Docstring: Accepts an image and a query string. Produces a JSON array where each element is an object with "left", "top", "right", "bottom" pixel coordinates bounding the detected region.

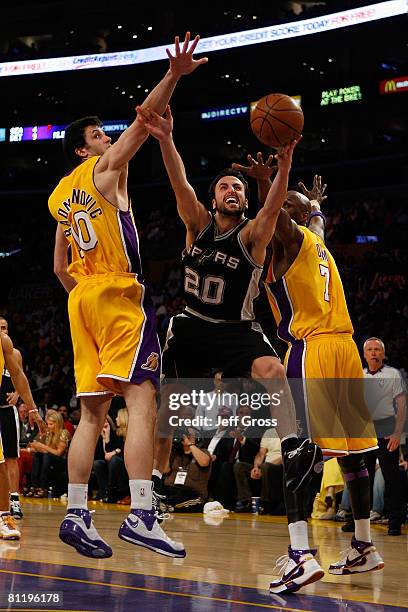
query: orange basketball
[{"left": 251, "top": 93, "right": 304, "bottom": 148}]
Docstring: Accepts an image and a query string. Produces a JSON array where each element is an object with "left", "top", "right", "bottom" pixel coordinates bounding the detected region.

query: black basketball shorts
[
  {"left": 0, "top": 406, "right": 20, "bottom": 458},
  {"left": 162, "top": 313, "right": 278, "bottom": 379}
]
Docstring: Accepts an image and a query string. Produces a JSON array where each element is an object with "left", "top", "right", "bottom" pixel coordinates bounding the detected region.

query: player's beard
[{"left": 215, "top": 201, "right": 245, "bottom": 217}]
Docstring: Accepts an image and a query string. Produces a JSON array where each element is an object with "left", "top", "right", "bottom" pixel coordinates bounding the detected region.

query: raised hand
[
  {"left": 136, "top": 105, "right": 173, "bottom": 142},
  {"left": 298, "top": 174, "right": 327, "bottom": 204},
  {"left": 276, "top": 136, "right": 302, "bottom": 173},
  {"left": 232, "top": 152, "right": 277, "bottom": 181},
  {"left": 167, "top": 32, "right": 208, "bottom": 78}
]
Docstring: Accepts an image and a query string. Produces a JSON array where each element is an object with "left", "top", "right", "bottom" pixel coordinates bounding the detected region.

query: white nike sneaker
[
  {"left": 328, "top": 536, "right": 384, "bottom": 575},
  {"left": 59, "top": 508, "right": 112, "bottom": 558},
  {"left": 118, "top": 509, "right": 185, "bottom": 558},
  {"left": 0, "top": 513, "right": 21, "bottom": 540},
  {"left": 269, "top": 547, "right": 324, "bottom": 594}
]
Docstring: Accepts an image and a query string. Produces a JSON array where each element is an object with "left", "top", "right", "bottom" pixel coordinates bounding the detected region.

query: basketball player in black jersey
[
  {"left": 0, "top": 327, "right": 44, "bottom": 539},
  {"left": 137, "top": 105, "right": 322, "bottom": 500},
  {"left": 0, "top": 317, "right": 28, "bottom": 519}
]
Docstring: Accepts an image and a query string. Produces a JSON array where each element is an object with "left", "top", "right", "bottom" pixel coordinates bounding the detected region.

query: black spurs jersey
[{"left": 182, "top": 216, "right": 263, "bottom": 322}]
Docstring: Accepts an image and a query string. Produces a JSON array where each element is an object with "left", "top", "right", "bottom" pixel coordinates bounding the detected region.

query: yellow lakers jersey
[
  {"left": 48, "top": 156, "right": 142, "bottom": 281},
  {"left": 265, "top": 226, "right": 353, "bottom": 341}
]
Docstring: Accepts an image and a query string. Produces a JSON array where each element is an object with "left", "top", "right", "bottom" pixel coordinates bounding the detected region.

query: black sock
[
  {"left": 283, "top": 479, "right": 307, "bottom": 523},
  {"left": 10, "top": 493, "right": 19, "bottom": 501},
  {"left": 152, "top": 475, "right": 163, "bottom": 492}
]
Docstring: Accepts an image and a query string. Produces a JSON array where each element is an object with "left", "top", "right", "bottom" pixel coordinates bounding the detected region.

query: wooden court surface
[{"left": 0, "top": 498, "right": 407, "bottom": 611}]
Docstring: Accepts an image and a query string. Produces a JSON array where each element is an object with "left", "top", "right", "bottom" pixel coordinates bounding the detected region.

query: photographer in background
[{"left": 163, "top": 427, "right": 211, "bottom": 512}]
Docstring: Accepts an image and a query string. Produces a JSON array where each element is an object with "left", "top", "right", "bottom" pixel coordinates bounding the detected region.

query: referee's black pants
[{"left": 364, "top": 438, "right": 406, "bottom": 528}]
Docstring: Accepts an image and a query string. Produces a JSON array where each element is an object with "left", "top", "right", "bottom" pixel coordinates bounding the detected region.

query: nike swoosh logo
[
  {"left": 127, "top": 517, "right": 139, "bottom": 528},
  {"left": 283, "top": 564, "right": 305, "bottom": 582},
  {"left": 346, "top": 553, "right": 367, "bottom": 567}
]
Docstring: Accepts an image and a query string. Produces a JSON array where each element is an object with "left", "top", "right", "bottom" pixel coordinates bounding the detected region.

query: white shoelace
[
  {"left": 152, "top": 491, "right": 170, "bottom": 521},
  {"left": 335, "top": 546, "right": 353, "bottom": 564},
  {"left": 272, "top": 555, "right": 292, "bottom": 576}
]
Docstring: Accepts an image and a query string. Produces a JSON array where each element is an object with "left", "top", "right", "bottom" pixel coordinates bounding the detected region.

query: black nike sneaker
[{"left": 283, "top": 439, "right": 323, "bottom": 493}]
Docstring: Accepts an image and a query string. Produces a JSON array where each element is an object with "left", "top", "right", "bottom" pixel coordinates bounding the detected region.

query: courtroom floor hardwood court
[{"left": 0, "top": 499, "right": 407, "bottom": 611}]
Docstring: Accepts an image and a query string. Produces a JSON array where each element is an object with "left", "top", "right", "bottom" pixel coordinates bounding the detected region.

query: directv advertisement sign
[{"left": 201, "top": 104, "right": 249, "bottom": 121}]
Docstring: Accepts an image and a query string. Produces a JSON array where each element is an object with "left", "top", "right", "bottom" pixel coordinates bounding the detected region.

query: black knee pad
[{"left": 337, "top": 455, "right": 370, "bottom": 520}]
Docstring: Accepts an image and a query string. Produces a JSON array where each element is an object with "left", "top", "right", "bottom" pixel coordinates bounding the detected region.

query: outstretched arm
[
  {"left": 54, "top": 224, "right": 77, "bottom": 293},
  {"left": 247, "top": 138, "right": 300, "bottom": 262},
  {"left": 102, "top": 32, "right": 208, "bottom": 171},
  {"left": 298, "top": 175, "right": 327, "bottom": 242},
  {"left": 138, "top": 105, "right": 210, "bottom": 237}
]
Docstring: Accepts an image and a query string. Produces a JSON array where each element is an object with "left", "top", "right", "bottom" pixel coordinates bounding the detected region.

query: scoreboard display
[{"left": 4, "top": 121, "right": 129, "bottom": 143}]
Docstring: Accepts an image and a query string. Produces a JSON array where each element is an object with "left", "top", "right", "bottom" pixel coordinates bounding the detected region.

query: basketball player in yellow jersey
[
  {"left": 48, "top": 32, "right": 208, "bottom": 559},
  {"left": 0, "top": 332, "right": 44, "bottom": 540},
  {"left": 233, "top": 158, "right": 383, "bottom": 591}
]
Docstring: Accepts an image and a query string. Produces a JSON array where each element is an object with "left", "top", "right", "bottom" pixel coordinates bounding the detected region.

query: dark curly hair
[
  {"left": 63, "top": 116, "right": 102, "bottom": 168},
  {"left": 208, "top": 168, "right": 250, "bottom": 203}
]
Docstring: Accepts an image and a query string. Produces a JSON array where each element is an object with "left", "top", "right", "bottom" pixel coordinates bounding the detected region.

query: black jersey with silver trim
[
  {"left": 182, "top": 216, "right": 263, "bottom": 322},
  {"left": 0, "top": 368, "right": 14, "bottom": 406}
]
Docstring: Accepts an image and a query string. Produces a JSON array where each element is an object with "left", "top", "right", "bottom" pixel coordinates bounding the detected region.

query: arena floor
[{"left": 0, "top": 499, "right": 407, "bottom": 611}]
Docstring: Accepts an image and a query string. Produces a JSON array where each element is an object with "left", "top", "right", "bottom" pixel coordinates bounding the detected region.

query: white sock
[
  {"left": 288, "top": 520, "right": 310, "bottom": 550},
  {"left": 354, "top": 518, "right": 371, "bottom": 543},
  {"left": 152, "top": 469, "right": 162, "bottom": 479},
  {"left": 130, "top": 479, "right": 153, "bottom": 510},
  {"left": 68, "top": 484, "right": 88, "bottom": 509}
]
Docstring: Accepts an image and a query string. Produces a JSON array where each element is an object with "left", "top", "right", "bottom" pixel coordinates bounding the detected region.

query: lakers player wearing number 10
[{"left": 48, "top": 154, "right": 161, "bottom": 396}]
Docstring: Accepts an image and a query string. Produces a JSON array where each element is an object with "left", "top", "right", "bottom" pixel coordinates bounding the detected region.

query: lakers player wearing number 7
[
  {"left": 234, "top": 158, "right": 383, "bottom": 591},
  {"left": 48, "top": 32, "right": 208, "bottom": 559}
]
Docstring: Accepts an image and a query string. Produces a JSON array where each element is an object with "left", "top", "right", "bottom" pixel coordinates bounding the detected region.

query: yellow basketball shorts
[
  {"left": 284, "top": 333, "right": 377, "bottom": 456},
  {"left": 68, "top": 273, "right": 161, "bottom": 396}
]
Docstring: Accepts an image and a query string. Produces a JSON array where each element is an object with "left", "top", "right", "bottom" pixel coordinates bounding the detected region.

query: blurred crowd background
[{"left": 0, "top": 1, "right": 406, "bottom": 516}]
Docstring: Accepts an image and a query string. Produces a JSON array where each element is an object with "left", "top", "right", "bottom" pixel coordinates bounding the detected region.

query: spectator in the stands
[
  {"left": 203, "top": 406, "right": 234, "bottom": 499},
  {"left": 92, "top": 409, "right": 129, "bottom": 504},
  {"left": 163, "top": 428, "right": 211, "bottom": 512},
  {"left": 26, "top": 409, "right": 71, "bottom": 498},
  {"left": 251, "top": 428, "right": 284, "bottom": 515},
  {"left": 57, "top": 405, "right": 75, "bottom": 436}
]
